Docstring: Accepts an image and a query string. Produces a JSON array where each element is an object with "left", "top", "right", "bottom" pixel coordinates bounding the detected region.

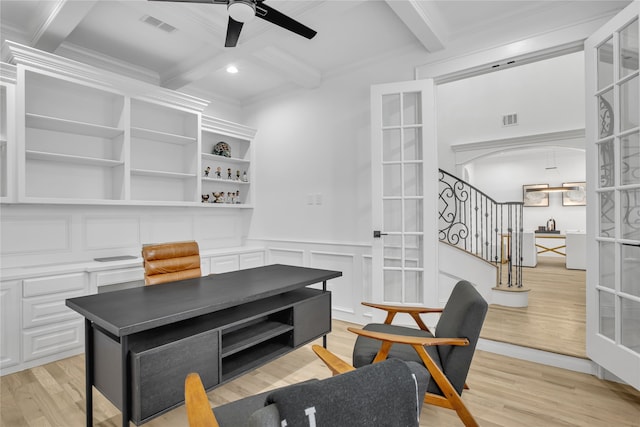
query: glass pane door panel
[
  {"left": 382, "top": 94, "right": 400, "bottom": 126},
  {"left": 383, "top": 164, "right": 401, "bottom": 196},
  {"left": 383, "top": 270, "right": 402, "bottom": 301},
  {"left": 404, "top": 164, "right": 423, "bottom": 196},
  {"left": 621, "top": 188, "right": 640, "bottom": 240},
  {"left": 404, "top": 235, "right": 423, "bottom": 268},
  {"left": 599, "top": 90, "right": 615, "bottom": 138},
  {"left": 404, "top": 199, "right": 423, "bottom": 232},
  {"left": 384, "top": 235, "right": 402, "bottom": 268},
  {"left": 621, "top": 132, "right": 639, "bottom": 185},
  {"left": 600, "top": 241, "right": 615, "bottom": 289},
  {"left": 404, "top": 271, "right": 423, "bottom": 303},
  {"left": 620, "top": 76, "right": 639, "bottom": 132},
  {"left": 620, "top": 19, "right": 639, "bottom": 78},
  {"left": 383, "top": 129, "right": 401, "bottom": 162},
  {"left": 384, "top": 200, "right": 402, "bottom": 232},
  {"left": 598, "top": 37, "right": 614, "bottom": 90},
  {"left": 402, "top": 92, "right": 421, "bottom": 125},
  {"left": 599, "top": 191, "right": 615, "bottom": 237},
  {"left": 599, "top": 140, "right": 615, "bottom": 187},
  {"left": 621, "top": 298, "right": 640, "bottom": 351},
  {"left": 599, "top": 290, "right": 615, "bottom": 340},
  {"left": 622, "top": 244, "right": 640, "bottom": 297},
  {"left": 403, "top": 128, "right": 423, "bottom": 161}
]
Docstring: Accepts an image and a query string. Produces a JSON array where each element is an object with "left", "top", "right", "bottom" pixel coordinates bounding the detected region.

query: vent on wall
[
  {"left": 502, "top": 113, "right": 518, "bottom": 127},
  {"left": 141, "top": 15, "right": 177, "bottom": 33}
]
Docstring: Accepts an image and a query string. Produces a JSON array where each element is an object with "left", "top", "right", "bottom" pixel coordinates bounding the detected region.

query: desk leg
[
  {"left": 322, "top": 280, "right": 328, "bottom": 349},
  {"left": 121, "top": 335, "right": 130, "bottom": 427},
  {"left": 85, "top": 319, "right": 94, "bottom": 427}
]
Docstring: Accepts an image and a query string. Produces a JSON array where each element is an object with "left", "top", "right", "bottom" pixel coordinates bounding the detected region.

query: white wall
[{"left": 437, "top": 51, "right": 586, "bottom": 173}]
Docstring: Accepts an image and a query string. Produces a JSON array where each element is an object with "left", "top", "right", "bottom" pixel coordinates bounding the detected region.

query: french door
[
  {"left": 585, "top": 0, "right": 640, "bottom": 390},
  {"left": 370, "top": 79, "right": 438, "bottom": 320}
]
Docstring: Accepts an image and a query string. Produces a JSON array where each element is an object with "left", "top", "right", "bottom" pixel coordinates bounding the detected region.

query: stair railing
[{"left": 438, "top": 169, "right": 524, "bottom": 288}]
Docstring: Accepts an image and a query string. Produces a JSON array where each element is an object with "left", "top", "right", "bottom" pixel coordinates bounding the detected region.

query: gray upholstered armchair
[
  {"left": 185, "top": 358, "right": 430, "bottom": 427},
  {"left": 313, "top": 280, "right": 488, "bottom": 427}
]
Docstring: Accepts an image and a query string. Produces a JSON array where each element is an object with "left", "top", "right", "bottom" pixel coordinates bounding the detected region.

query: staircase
[{"left": 439, "top": 169, "right": 529, "bottom": 306}]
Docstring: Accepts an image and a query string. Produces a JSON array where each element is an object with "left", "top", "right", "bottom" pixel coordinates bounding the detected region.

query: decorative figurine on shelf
[
  {"left": 546, "top": 218, "right": 556, "bottom": 231},
  {"left": 201, "top": 194, "right": 210, "bottom": 203},
  {"left": 242, "top": 171, "right": 248, "bottom": 182},
  {"left": 227, "top": 168, "right": 232, "bottom": 179},
  {"left": 227, "top": 192, "right": 233, "bottom": 203},
  {"left": 236, "top": 170, "right": 241, "bottom": 181},
  {"left": 213, "top": 141, "right": 231, "bottom": 157},
  {"left": 213, "top": 192, "right": 225, "bottom": 203},
  {"left": 204, "top": 166, "right": 211, "bottom": 177},
  {"left": 235, "top": 190, "right": 241, "bottom": 203},
  {"left": 215, "top": 167, "right": 221, "bottom": 178}
]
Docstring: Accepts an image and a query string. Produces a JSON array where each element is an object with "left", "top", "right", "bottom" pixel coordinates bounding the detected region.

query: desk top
[{"left": 66, "top": 264, "right": 341, "bottom": 337}]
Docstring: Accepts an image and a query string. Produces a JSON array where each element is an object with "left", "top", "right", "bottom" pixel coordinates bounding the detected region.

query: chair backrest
[
  {"left": 434, "top": 280, "right": 488, "bottom": 394},
  {"left": 142, "top": 240, "right": 201, "bottom": 285}
]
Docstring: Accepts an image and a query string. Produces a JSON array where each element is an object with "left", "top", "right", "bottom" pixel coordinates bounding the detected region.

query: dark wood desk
[{"left": 67, "top": 264, "right": 341, "bottom": 426}]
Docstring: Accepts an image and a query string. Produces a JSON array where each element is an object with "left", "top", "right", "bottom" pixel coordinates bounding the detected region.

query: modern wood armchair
[
  {"left": 142, "top": 240, "right": 201, "bottom": 285},
  {"left": 185, "top": 358, "right": 430, "bottom": 427},
  {"left": 313, "top": 280, "right": 488, "bottom": 427}
]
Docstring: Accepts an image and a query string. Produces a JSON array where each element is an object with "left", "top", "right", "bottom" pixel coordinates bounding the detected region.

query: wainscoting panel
[
  {"left": 84, "top": 216, "right": 140, "bottom": 250},
  {"left": 143, "top": 215, "right": 195, "bottom": 244},
  {"left": 361, "top": 255, "right": 373, "bottom": 319},
  {"left": 0, "top": 215, "right": 70, "bottom": 255},
  {"left": 267, "top": 248, "right": 305, "bottom": 266},
  {"left": 310, "top": 251, "right": 356, "bottom": 316}
]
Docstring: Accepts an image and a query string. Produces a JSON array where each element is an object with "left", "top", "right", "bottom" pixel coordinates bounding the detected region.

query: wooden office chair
[
  {"left": 142, "top": 240, "right": 201, "bottom": 285},
  {"left": 313, "top": 280, "right": 488, "bottom": 427},
  {"left": 185, "top": 358, "right": 430, "bottom": 427}
]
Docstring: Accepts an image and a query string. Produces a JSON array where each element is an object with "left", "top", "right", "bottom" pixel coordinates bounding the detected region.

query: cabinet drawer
[
  {"left": 23, "top": 273, "right": 85, "bottom": 297},
  {"left": 96, "top": 267, "right": 143, "bottom": 287},
  {"left": 293, "top": 291, "right": 331, "bottom": 347},
  {"left": 210, "top": 255, "right": 239, "bottom": 273},
  {"left": 22, "top": 319, "right": 83, "bottom": 362},
  {"left": 23, "top": 290, "right": 84, "bottom": 329},
  {"left": 131, "top": 329, "right": 219, "bottom": 424}
]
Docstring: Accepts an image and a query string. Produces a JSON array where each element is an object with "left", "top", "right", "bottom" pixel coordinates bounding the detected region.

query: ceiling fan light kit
[
  {"left": 148, "top": 0, "right": 316, "bottom": 48},
  {"left": 228, "top": 0, "right": 255, "bottom": 23}
]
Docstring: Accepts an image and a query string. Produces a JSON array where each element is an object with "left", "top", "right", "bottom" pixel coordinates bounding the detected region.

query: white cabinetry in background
[
  {"left": 205, "top": 248, "right": 265, "bottom": 274},
  {"left": 0, "top": 281, "right": 20, "bottom": 369}
]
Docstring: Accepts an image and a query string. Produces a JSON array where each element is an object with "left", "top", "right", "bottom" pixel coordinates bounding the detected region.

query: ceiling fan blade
[
  {"left": 255, "top": 2, "right": 316, "bottom": 40},
  {"left": 225, "top": 17, "right": 244, "bottom": 47}
]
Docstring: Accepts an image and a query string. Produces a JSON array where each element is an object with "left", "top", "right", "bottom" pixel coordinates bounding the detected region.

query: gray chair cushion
[{"left": 352, "top": 280, "right": 488, "bottom": 397}]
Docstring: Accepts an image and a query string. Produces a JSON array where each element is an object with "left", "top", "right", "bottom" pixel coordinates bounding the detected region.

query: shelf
[
  {"left": 221, "top": 321, "right": 293, "bottom": 358},
  {"left": 26, "top": 113, "right": 124, "bottom": 139},
  {"left": 26, "top": 150, "right": 124, "bottom": 167},
  {"left": 201, "top": 153, "right": 249, "bottom": 165},
  {"left": 131, "top": 127, "right": 196, "bottom": 145},
  {"left": 202, "top": 177, "right": 250, "bottom": 185},
  {"left": 131, "top": 168, "right": 196, "bottom": 179},
  {"left": 221, "top": 340, "right": 292, "bottom": 382}
]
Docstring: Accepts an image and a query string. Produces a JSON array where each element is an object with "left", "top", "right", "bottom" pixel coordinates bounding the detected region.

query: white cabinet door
[
  {"left": 210, "top": 255, "right": 240, "bottom": 273},
  {"left": 585, "top": 0, "right": 640, "bottom": 390},
  {"left": 239, "top": 251, "right": 265, "bottom": 269},
  {"left": 1, "top": 281, "right": 20, "bottom": 369}
]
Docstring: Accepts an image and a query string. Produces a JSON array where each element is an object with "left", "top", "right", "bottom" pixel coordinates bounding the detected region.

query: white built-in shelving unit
[{"left": 3, "top": 41, "right": 256, "bottom": 208}]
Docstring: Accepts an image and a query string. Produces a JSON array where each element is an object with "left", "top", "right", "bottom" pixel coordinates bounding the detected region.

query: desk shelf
[
  {"left": 222, "top": 320, "right": 293, "bottom": 358},
  {"left": 221, "top": 337, "right": 292, "bottom": 382}
]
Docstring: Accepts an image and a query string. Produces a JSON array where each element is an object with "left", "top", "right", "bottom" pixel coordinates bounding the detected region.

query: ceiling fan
[{"left": 148, "top": 0, "right": 317, "bottom": 47}]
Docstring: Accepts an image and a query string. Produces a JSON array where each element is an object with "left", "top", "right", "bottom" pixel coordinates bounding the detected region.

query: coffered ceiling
[{"left": 0, "top": 1, "right": 632, "bottom": 106}]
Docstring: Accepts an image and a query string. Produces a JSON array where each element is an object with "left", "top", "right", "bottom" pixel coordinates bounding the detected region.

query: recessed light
[{"left": 226, "top": 65, "right": 239, "bottom": 74}]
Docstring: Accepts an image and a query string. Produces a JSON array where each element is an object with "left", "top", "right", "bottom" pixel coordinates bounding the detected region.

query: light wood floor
[
  {"left": 483, "top": 257, "right": 587, "bottom": 358},
  {"left": 2, "top": 319, "right": 639, "bottom": 427}
]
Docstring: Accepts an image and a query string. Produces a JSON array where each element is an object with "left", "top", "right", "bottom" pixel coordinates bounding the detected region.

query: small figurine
[
  {"left": 215, "top": 167, "right": 221, "bottom": 178},
  {"left": 227, "top": 192, "right": 233, "bottom": 203},
  {"left": 201, "top": 194, "right": 210, "bottom": 203},
  {"left": 242, "top": 171, "right": 248, "bottom": 182},
  {"left": 213, "top": 192, "right": 224, "bottom": 203},
  {"left": 227, "top": 168, "right": 232, "bottom": 179},
  {"left": 204, "top": 166, "right": 211, "bottom": 177},
  {"left": 235, "top": 190, "right": 241, "bottom": 203},
  {"left": 236, "top": 170, "right": 241, "bottom": 181}
]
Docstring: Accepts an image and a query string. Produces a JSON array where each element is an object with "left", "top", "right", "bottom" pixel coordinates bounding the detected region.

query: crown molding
[
  {"left": 202, "top": 115, "right": 257, "bottom": 140},
  {"left": 0, "top": 62, "right": 17, "bottom": 84},
  {"left": 2, "top": 40, "right": 209, "bottom": 113}
]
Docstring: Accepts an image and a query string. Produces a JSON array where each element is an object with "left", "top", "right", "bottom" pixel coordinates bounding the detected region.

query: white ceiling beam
[
  {"left": 32, "top": 0, "right": 98, "bottom": 52},
  {"left": 385, "top": 0, "right": 447, "bottom": 52}
]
